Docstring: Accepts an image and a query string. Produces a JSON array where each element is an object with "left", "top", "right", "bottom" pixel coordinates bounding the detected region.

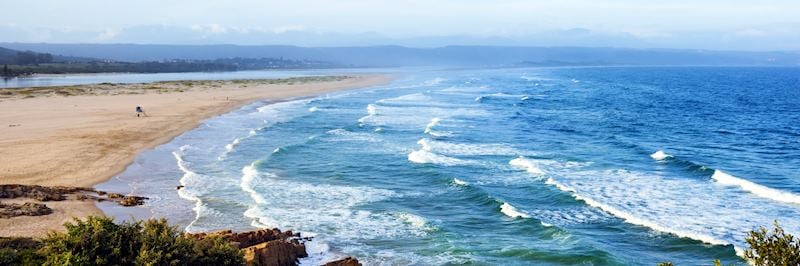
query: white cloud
[{"left": 272, "top": 25, "right": 306, "bottom": 34}]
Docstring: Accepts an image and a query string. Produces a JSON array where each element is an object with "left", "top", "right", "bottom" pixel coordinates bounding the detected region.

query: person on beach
[{"left": 135, "top": 106, "right": 147, "bottom": 117}]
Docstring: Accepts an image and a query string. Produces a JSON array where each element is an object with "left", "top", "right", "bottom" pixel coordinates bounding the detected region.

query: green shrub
[
  {"left": 190, "top": 235, "right": 243, "bottom": 265},
  {"left": 36, "top": 216, "right": 243, "bottom": 266},
  {"left": 744, "top": 221, "right": 800, "bottom": 266}
]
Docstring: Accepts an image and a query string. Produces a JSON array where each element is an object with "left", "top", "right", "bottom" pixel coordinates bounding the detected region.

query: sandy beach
[{"left": 0, "top": 75, "right": 391, "bottom": 237}]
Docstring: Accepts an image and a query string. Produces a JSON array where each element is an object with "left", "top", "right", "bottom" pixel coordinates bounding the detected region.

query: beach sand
[{"left": 0, "top": 75, "right": 391, "bottom": 237}]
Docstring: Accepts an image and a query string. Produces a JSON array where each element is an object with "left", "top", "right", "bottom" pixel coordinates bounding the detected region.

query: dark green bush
[
  {"left": 744, "top": 221, "right": 800, "bottom": 266},
  {"left": 33, "top": 216, "right": 242, "bottom": 266}
]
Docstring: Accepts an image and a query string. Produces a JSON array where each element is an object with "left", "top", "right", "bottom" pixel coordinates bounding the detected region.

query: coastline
[{"left": 0, "top": 74, "right": 392, "bottom": 237}]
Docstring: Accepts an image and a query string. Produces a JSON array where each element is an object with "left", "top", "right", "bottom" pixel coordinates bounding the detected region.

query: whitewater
[{"left": 100, "top": 66, "right": 800, "bottom": 265}]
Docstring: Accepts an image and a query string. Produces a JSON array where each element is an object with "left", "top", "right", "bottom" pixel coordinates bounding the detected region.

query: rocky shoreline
[
  {"left": 0, "top": 184, "right": 362, "bottom": 265},
  {"left": 189, "top": 229, "right": 363, "bottom": 265}
]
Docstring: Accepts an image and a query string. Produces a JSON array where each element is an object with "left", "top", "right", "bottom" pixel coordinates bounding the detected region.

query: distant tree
[
  {"left": 14, "top": 51, "right": 53, "bottom": 65},
  {"left": 2, "top": 64, "right": 7, "bottom": 76}
]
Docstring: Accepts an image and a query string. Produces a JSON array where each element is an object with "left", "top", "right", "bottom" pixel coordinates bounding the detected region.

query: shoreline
[{"left": 0, "top": 74, "right": 393, "bottom": 237}]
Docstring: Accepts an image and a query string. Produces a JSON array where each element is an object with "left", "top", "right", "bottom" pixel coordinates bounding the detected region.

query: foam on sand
[
  {"left": 650, "top": 150, "right": 672, "bottom": 160},
  {"left": 712, "top": 170, "right": 800, "bottom": 205},
  {"left": 500, "top": 202, "right": 530, "bottom": 218},
  {"left": 172, "top": 146, "right": 208, "bottom": 232}
]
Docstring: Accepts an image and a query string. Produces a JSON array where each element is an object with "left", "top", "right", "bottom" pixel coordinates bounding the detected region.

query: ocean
[{"left": 98, "top": 66, "right": 800, "bottom": 265}]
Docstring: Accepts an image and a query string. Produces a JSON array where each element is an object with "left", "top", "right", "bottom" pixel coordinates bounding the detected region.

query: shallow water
[
  {"left": 99, "top": 66, "right": 800, "bottom": 265},
  {"left": 0, "top": 68, "right": 395, "bottom": 88}
]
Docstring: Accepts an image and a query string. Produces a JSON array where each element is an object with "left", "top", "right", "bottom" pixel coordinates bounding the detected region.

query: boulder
[
  {"left": 323, "top": 257, "right": 362, "bottom": 266},
  {"left": 119, "top": 196, "right": 146, "bottom": 206},
  {"left": 189, "top": 228, "right": 309, "bottom": 266},
  {"left": 242, "top": 239, "right": 307, "bottom": 266}
]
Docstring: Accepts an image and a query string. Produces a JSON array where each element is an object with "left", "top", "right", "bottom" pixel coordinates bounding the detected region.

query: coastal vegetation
[
  {"left": 1, "top": 217, "right": 242, "bottom": 265},
  {"left": 0, "top": 216, "right": 361, "bottom": 266},
  {"left": 0, "top": 215, "right": 796, "bottom": 265},
  {"left": 0, "top": 46, "right": 339, "bottom": 78},
  {"left": 656, "top": 221, "right": 800, "bottom": 266},
  {"left": 744, "top": 221, "right": 800, "bottom": 265}
]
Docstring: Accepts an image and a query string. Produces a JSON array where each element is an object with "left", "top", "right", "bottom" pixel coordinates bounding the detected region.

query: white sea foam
[
  {"left": 539, "top": 168, "right": 800, "bottom": 255},
  {"left": 712, "top": 170, "right": 800, "bottom": 205},
  {"left": 509, "top": 157, "right": 546, "bottom": 176},
  {"left": 424, "top": 118, "right": 441, "bottom": 134},
  {"left": 418, "top": 138, "right": 522, "bottom": 156},
  {"left": 360, "top": 105, "right": 487, "bottom": 128},
  {"left": 396, "top": 212, "right": 432, "bottom": 230},
  {"left": 650, "top": 150, "right": 672, "bottom": 160},
  {"left": 424, "top": 118, "right": 452, "bottom": 137},
  {"left": 308, "top": 106, "right": 319, "bottom": 112},
  {"left": 526, "top": 208, "right": 611, "bottom": 227},
  {"left": 500, "top": 202, "right": 530, "bottom": 218},
  {"left": 241, "top": 163, "right": 267, "bottom": 204},
  {"left": 172, "top": 146, "right": 206, "bottom": 232},
  {"left": 377, "top": 93, "right": 433, "bottom": 104},
  {"left": 357, "top": 104, "right": 379, "bottom": 124},
  {"left": 240, "top": 175, "right": 428, "bottom": 241},
  {"left": 452, "top": 178, "right": 469, "bottom": 186},
  {"left": 407, "top": 150, "right": 466, "bottom": 166},
  {"left": 326, "top": 128, "right": 381, "bottom": 143}
]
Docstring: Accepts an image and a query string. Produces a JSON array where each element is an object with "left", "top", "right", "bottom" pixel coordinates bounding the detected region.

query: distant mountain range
[{"left": 2, "top": 43, "right": 799, "bottom": 67}]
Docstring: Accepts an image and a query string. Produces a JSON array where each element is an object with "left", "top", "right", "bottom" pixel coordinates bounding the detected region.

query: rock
[
  {"left": 191, "top": 228, "right": 301, "bottom": 249},
  {"left": 323, "top": 257, "right": 362, "bottom": 266},
  {"left": 119, "top": 196, "right": 146, "bottom": 206},
  {"left": 189, "top": 228, "right": 308, "bottom": 266},
  {"left": 242, "top": 240, "right": 307, "bottom": 266},
  {"left": 108, "top": 193, "right": 123, "bottom": 199},
  {"left": 0, "top": 202, "right": 53, "bottom": 218},
  {"left": 0, "top": 184, "right": 84, "bottom": 201}
]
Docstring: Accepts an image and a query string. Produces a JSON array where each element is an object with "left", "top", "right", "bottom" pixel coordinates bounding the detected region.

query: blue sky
[{"left": 2, "top": 0, "right": 799, "bottom": 50}]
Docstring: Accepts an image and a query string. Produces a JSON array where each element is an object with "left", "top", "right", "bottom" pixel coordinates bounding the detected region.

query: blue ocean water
[{"left": 100, "top": 66, "right": 800, "bottom": 265}]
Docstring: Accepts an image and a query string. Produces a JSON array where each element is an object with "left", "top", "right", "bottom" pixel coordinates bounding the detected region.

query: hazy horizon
[{"left": 4, "top": 0, "right": 800, "bottom": 51}]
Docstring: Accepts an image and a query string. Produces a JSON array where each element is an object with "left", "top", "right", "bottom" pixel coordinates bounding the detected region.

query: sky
[{"left": 2, "top": 0, "right": 799, "bottom": 51}]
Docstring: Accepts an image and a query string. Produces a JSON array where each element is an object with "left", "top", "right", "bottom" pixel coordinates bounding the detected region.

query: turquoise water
[{"left": 100, "top": 66, "right": 800, "bottom": 265}]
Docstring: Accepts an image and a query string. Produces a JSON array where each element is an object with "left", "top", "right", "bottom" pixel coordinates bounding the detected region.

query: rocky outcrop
[
  {"left": 323, "top": 257, "right": 362, "bottom": 266},
  {"left": 0, "top": 184, "right": 86, "bottom": 201},
  {"left": 189, "top": 228, "right": 308, "bottom": 266},
  {"left": 0, "top": 184, "right": 147, "bottom": 219},
  {"left": 242, "top": 239, "right": 307, "bottom": 266},
  {"left": 0, "top": 202, "right": 53, "bottom": 218}
]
